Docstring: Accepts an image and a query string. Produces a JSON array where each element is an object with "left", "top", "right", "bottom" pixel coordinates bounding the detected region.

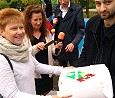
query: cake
[{"left": 58, "top": 64, "right": 113, "bottom": 98}]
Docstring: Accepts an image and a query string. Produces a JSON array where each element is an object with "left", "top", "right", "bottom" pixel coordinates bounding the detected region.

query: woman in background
[{"left": 23, "top": 5, "right": 62, "bottom": 95}]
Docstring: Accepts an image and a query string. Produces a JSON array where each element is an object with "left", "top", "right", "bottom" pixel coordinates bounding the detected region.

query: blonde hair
[{"left": 0, "top": 8, "right": 24, "bottom": 30}]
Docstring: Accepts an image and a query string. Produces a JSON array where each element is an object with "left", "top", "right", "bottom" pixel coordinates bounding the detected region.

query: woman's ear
[
  {"left": 0, "top": 28, "right": 5, "bottom": 37},
  {"left": 0, "top": 28, "right": 1, "bottom": 35}
]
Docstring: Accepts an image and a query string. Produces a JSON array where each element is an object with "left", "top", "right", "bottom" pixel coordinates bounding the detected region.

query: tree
[
  {"left": 21, "top": 0, "right": 40, "bottom": 6},
  {"left": 51, "top": 0, "right": 58, "bottom": 4},
  {"left": 9, "top": 0, "right": 18, "bottom": 9},
  {"left": 0, "top": 0, "right": 9, "bottom": 9}
]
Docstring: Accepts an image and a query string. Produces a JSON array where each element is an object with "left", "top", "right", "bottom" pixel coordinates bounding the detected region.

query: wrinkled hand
[
  {"left": 65, "top": 43, "right": 74, "bottom": 52},
  {"left": 36, "top": 42, "right": 45, "bottom": 50},
  {"left": 55, "top": 42, "right": 63, "bottom": 50},
  {"left": 52, "top": 94, "right": 72, "bottom": 98},
  {"left": 53, "top": 18, "right": 58, "bottom": 25}
]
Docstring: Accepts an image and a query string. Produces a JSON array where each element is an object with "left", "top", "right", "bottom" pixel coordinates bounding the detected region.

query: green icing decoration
[
  {"left": 66, "top": 71, "right": 76, "bottom": 79},
  {"left": 78, "top": 71, "right": 88, "bottom": 78}
]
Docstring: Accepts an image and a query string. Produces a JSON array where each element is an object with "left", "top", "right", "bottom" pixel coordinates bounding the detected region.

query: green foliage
[
  {"left": 51, "top": 0, "right": 58, "bottom": 4},
  {"left": 89, "top": 1, "right": 95, "bottom": 9},
  {"left": 9, "top": 0, "right": 18, "bottom": 4},
  {"left": 78, "top": 0, "right": 86, "bottom": 8},
  {"left": 74, "top": 0, "right": 95, "bottom": 9},
  {"left": 21, "top": 0, "right": 40, "bottom": 6},
  {"left": 0, "top": 0, "right": 96, "bottom": 11},
  {"left": 0, "top": 0, "right": 9, "bottom": 9},
  {"left": 5, "top": 0, "right": 10, "bottom": 3},
  {"left": 9, "top": 0, "right": 18, "bottom": 8}
]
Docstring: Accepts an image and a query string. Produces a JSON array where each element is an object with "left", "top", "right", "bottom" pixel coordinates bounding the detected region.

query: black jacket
[
  {"left": 44, "top": 0, "right": 53, "bottom": 18},
  {"left": 76, "top": 15, "right": 115, "bottom": 95},
  {"left": 54, "top": 2, "right": 85, "bottom": 60}
]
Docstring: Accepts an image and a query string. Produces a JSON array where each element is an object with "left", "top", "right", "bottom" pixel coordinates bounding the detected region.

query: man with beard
[{"left": 75, "top": 0, "right": 115, "bottom": 97}]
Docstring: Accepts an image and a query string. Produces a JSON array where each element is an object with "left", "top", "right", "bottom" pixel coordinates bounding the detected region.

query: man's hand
[
  {"left": 53, "top": 18, "right": 58, "bottom": 25},
  {"left": 65, "top": 43, "right": 74, "bottom": 52},
  {"left": 55, "top": 42, "right": 63, "bottom": 50}
]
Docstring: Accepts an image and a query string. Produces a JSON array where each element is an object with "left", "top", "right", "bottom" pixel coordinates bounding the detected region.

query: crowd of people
[{"left": 0, "top": 0, "right": 115, "bottom": 98}]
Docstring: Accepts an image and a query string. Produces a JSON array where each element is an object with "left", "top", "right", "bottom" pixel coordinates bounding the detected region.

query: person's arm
[
  {"left": 0, "top": 55, "right": 52, "bottom": 98},
  {"left": 0, "top": 55, "right": 71, "bottom": 98},
  {"left": 75, "top": 19, "right": 90, "bottom": 67},
  {"left": 72, "top": 6, "right": 85, "bottom": 46},
  {"left": 75, "top": 40, "right": 88, "bottom": 67},
  {"left": 46, "top": 31, "right": 62, "bottom": 56},
  {"left": 14, "top": 92, "right": 72, "bottom": 98},
  {"left": 23, "top": 35, "right": 40, "bottom": 56},
  {"left": 65, "top": 5, "right": 85, "bottom": 53},
  {"left": 32, "top": 55, "right": 63, "bottom": 75},
  {"left": 47, "top": 20, "right": 53, "bottom": 35}
]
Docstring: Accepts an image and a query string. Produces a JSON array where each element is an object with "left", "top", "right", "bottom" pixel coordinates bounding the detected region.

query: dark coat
[
  {"left": 54, "top": 2, "right": 85, "bottom": 62},
  {"left": 44, "top": 0, "right": 53, "bottom": 18},
  {"left": 76, "top": 15, "right": 115, "bottom": 95}
]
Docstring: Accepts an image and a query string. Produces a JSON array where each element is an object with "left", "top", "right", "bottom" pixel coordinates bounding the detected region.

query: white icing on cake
[{"left": 58, "top": 64, "right": 113, "bottom": 98}]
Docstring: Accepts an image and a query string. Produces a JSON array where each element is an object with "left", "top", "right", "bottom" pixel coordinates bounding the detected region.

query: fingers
[
  {"left": 36, "top": 42, "right": 45, "bottom": 50},
  {"left": 65, "top": 43, "right": 74, "bottom": 52},
  {"left": 56, "top": 42, "right": 63, "bottom": 49},
  {"left": 53, "top": 18, "right": 58, "bottom": 25}
]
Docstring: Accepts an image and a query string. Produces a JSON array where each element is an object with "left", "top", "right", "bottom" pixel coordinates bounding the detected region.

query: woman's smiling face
[
  {"left": 30, "top": 12, "right": 43, "bottom": 31},
  {"left": 1, "top": 20, "right": 25, "bottom": 46}
]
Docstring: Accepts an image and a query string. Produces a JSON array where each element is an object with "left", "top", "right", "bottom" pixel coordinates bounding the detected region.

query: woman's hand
[
  {"left": 52, "top": 94, "right": 72, "bottom": 98},
  {"left": 36, "top": 42, "right": 45, "bottom": 50}
]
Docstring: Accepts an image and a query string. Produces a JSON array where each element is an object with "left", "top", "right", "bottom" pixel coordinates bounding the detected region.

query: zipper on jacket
[{"left": 93, "top": 34, "right": 99, "bottom": 64}]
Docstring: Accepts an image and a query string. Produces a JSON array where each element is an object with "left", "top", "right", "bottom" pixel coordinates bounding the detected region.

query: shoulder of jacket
[
  {"left": 86, "top": 15, "right": 103, "bottom": 33},
  {"left": 46, "top": 30, "right": 52, "bottom": 40},
  {"left": 69, "top": 3, "right": 82, "bottom": 13},
  {"left": 0, "top": 54, "right": 12, "bottom": 67},
  {"left": 87, "top": 15, "right": 101, "bottom": 26},
  {"left": 0, "top": 54, "right": 6, "bottom": 60}
]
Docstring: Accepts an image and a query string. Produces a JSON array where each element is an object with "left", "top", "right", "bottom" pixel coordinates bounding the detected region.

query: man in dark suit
[{"left": 53, "top": 0, "right": 85, "bottom": 67}]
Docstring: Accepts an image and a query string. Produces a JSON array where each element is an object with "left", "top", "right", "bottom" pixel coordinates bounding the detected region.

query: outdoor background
[{"left": 0, "top": 0, "right": 97, "bottom": 18}]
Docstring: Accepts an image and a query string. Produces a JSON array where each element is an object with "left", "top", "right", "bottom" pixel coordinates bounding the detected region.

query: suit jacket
[{"left": 54, "top": 2, "right": 85, "bottom": 60}]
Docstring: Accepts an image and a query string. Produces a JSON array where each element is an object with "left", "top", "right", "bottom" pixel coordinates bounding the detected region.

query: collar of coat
[
  {"left": 55, "top": 2, "right": 79, "bottom": 13},
  {"left": 55, "top": 2, "right": 82, "bottom": 21},
  {"left": 87, "top": 15, "right": 115, "bottom": 39}
]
